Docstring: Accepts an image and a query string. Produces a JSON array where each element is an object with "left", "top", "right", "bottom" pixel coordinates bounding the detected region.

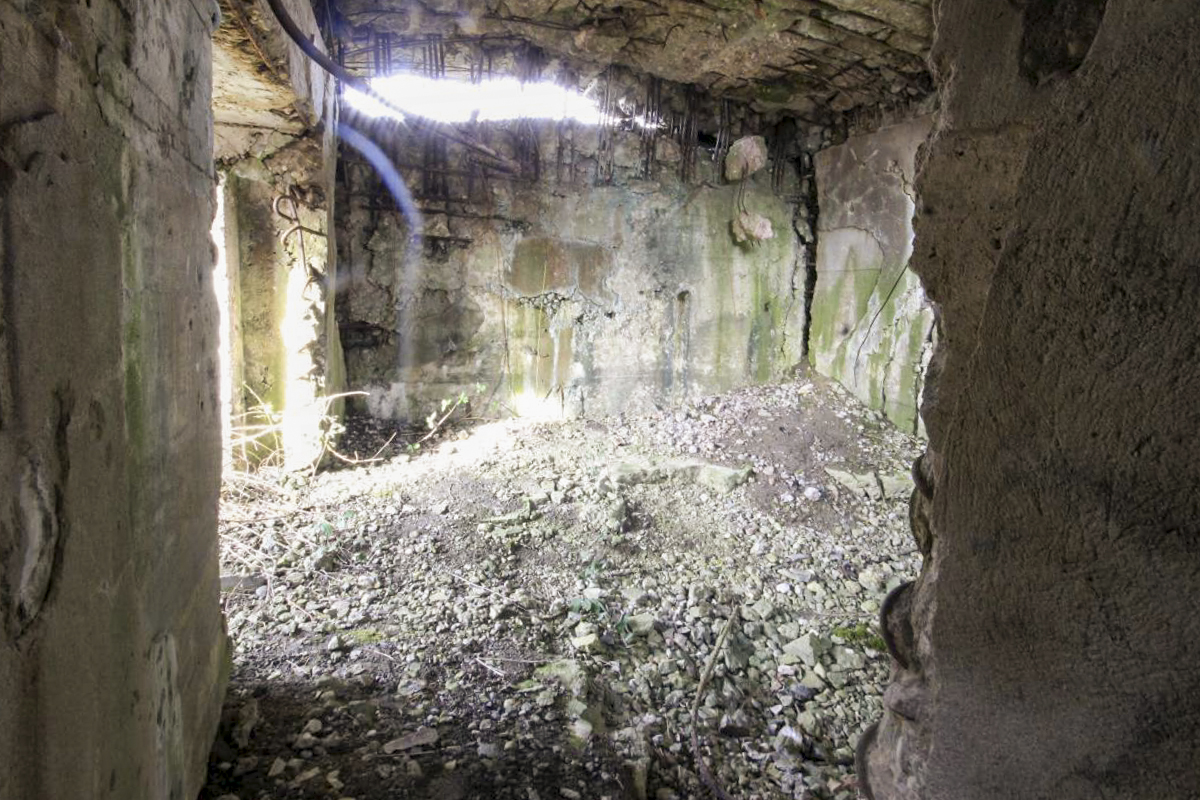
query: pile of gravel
[{"left": 204, "top": 375, "right": 922, "bottom": 800}]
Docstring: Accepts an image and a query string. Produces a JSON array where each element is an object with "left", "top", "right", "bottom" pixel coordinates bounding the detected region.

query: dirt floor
[{"left": 201, "top": 374, "right": 922, "bottom": 800}]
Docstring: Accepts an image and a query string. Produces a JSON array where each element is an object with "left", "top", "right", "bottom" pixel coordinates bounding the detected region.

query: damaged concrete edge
[
  {"left": 213, "top": 0, "right": 333, "bottom": 162},
  {"left": 807, "top": 116, "right": 936, "bottom": 435}
]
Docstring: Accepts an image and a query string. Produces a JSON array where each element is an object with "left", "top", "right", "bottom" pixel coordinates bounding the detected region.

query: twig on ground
[
  {"left": 415, "top": 397, "right": 468, "bottom": 447},
  {"left": 362, "top": 647, "right": 399, "bottom": 663},
  {"left": 450, "top": 572, "right": 525, "bottom": 608},
  {"left": 689, "top": 613, "right": 737, "bottom": 800},
  {"left": 474, "top": 658, "right": 506, "bottom": 678}
]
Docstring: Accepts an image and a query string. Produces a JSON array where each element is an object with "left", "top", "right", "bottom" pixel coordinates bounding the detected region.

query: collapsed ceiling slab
[
  {"left": 332, "top": 0, "right": 933, "bottom": 121},
  {"left": 213, "top": 0, "right": 333, "bottom": 160}
]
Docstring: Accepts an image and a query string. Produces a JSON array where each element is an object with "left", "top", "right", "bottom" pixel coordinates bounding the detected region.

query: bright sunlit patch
[{"left": 345, "top": 74, "right": 604, "bottom": 126}]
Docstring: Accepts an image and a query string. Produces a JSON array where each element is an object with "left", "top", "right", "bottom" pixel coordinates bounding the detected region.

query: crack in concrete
[
  {"left": 798, "top": 152, "right": 820, "bottom": 361},
  {"left": 0, "top": 158, "right": 17, "bottom": 435},
  {"left": 781, "top": 194, "right": 811, "bottom": 364}
]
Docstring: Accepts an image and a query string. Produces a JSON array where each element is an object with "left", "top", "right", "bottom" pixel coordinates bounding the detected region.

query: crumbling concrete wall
[
  {"left": 338, "top": 116, "right": 811, "bottom": 421},
  {"left": 0, "top": 1, "right": 227, "bottom": 799},
  {"left": 810, "top": 117, "right": 934, "bottom": 435},
  {"left": 865, "top": 2, "right": 1200, "bottom": 798},
  {"left": 213, "top": 0, "right": 345, "bottom": 470},
  {"left": 220, "top": 141, "right": 344, "bottom": 469}
]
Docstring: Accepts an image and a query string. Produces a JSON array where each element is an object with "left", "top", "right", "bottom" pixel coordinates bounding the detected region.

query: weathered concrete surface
[
  {"left": 0, "top": 1, "right": 227, "bottom": 799},
  {"left": 865, "top": 3, "right": 1200, "bottom": 798},
  {"left": 337, "top": 118, "right": 808, "bottom": 421},
  {"left": 222, "top": 139, "right": 345, "bottom": 470},
  {"left": 337, "top": 0, "right": 933, "bottom": 121},
  {"left": 810, "top": 117, "right": 934, "bottom": 434},
  {"left": 214, "top": 1, "right": 346, "bottom": 470},
  {"left": 213, "top": 0, "right": 332, "bottom": 161}
]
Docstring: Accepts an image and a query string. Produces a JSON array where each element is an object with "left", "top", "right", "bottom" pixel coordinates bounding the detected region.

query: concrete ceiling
[{"left": 333, "top": 0, "right": 934, "bottom": 120}]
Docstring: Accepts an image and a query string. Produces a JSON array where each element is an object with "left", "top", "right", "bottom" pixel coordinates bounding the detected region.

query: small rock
[
  {"left": 801, "top": 670, "right": 827, "bottom": 690},
  {"left": 570, "top": 718, "right": 594, "bottom": 742},
  {"left": 834, "top": 646, "right": 866, "bottom": 670},
  {"left": 719, "top": 709, "right": 752, "bottom": 736},
  {"left": 878, "top": 471, "right": 915, "bottom": 499},
  {"left": 725, "top": 135, "right": 768, "bottom": 180},
  {"left": 694, "top": 464, "right": 752, "bottom": 495},
  {"left": 291, "top": 767, "right": 321, "bottom": 787},
  {"left": 750, "top": 598, "right": 776, "bottom": 621},
  {"left": 783, "top": 633, "right": 831, "bottom": 666},
  {"left": 220, "top": 574, "right": 267, "bottom": 593},
  {"left": 232, "top": 699, "right": 259, "bottom": 748},
  {"left": 626, "top": 613, "right": 657, "bottom": 636},
  {"left": 535, "top": 660, "right": 587, "bottom": 695},
  {"left": 293, "top": 732, "right": 319, "bottom": 750},
  {"left": 570, "top": 633, "right": 605, "bottom": 653},
  {"left": 382, "top": 727, "right": 439, "bottom": 753}
]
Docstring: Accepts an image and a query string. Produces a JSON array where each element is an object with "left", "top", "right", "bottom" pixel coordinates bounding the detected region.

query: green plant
[
  {"left": 614, "top": 614, "right": 635, "bottom": 646},
  {"left": 408, "top": 383, "right": 487, "bottom": 452},
  {"left": 568, "top": 597, "right": 606, "bottom": 617},
  {"left": 565, "top": 597, "right": 639, "bottom": 646},
  {"left": 581, "top": 558, "right": 611, "bottom": 582},
  {"left": 228, "top": 387, "right": 374, "bottom": 474},
  {"left": 832, "top": 621, "right": 887, "bottom": 651},
  {"left": 345, "top": 628, "right": 386, "bottom": 645}
]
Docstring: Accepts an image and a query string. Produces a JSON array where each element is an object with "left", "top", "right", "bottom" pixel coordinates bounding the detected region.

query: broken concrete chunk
[
  {"left": 725, "top": 135, "right": 768, "bottom": 181},
  {"left": 534, "top": 659, "right": 587, "bottom": 696},
  {"left": 570, "top": 633, "right": 606, "bottom": 653},
  {"left": 833, "top": 646, "right": 866, "bottom": 670},
  {"left": 232, "top": 699, "right": 260, "bottom": 749},
  {"left": 220, "top": 573, "right": 267, "bottom": 593},
  {"left": 877, "top": 471, "right": 915, "bottom": 499},
  {"left": 609, "top": 458, "right": 750, "bottom": 495},
  {"left": 731, "top": 210, "right": 775, "bottom": 243},
  {"left": 625, "top": 612, "right": 657, "bottom": 636},
  {"left": 693, "top": 463, "right": 752, "bottom": 494},
  {"left": 783, "top": 633, "right": 831, "bottom": 666},
  {"left": 824, "top": 468, "right": 884, "bottom": 501},
  {"left": 382, "top": 726, "right": 439, "bottom": 753},
  {"left": 607, "top": 461, "right": 663, "bottom": 486}
]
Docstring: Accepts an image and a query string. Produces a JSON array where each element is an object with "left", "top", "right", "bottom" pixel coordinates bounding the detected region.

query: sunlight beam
[{"left": 344, "top": 74, "right": 605, "bottom": 126}]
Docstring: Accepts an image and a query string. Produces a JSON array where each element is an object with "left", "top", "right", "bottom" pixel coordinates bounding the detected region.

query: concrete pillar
[
  {"left": 865, "top": 3, "right": 1200, "bottom": 797},
  {"left": 0, "top": 1, "right": 228, "bottom": 797}
]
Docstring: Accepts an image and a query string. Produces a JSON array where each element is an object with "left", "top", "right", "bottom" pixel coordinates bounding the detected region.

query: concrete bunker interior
[{"left": 2, "top": 2, "right": 1199, "bottom": 800}]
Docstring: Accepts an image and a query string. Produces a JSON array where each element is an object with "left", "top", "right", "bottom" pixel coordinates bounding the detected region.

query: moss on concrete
[{"left": 811, "top": 119, "right": 936, "bottom": 434}]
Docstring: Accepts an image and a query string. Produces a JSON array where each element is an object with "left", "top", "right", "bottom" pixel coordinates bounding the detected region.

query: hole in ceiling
[{"left": 345, "top": 74, "right": 605, "bottom": 125}]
